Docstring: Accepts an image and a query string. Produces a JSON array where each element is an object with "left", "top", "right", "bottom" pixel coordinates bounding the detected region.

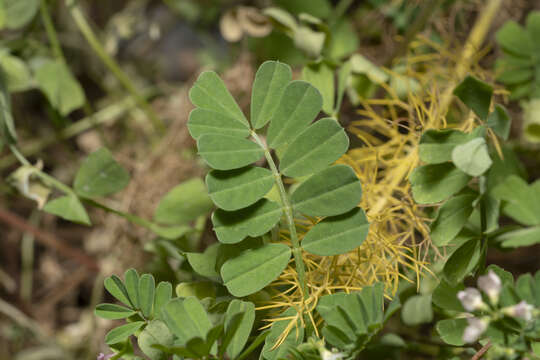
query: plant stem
[
  {"left": 251, "top": 132, "right": 308, "bottom": 299},
  {"left": 66, "top": 1, "right": 165, "bottom": 133},
  {"left": 40, "top": 0, "right": 66, "bottom": 63}
]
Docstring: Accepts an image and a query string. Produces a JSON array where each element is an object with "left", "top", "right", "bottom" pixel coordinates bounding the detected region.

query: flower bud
[
  {"left": 503, "top": 301, "right": 534, "bottom": 322},
  {"left": 457, "top": 288, "right": 486, "bottom": 312},
  {"left": 477, "top": 270, "right": 502, "bottom": 304},
  {"left": 321, "top": 349, "right": 345, "bottom": 360},
  {"left": 463, "top": 317, "right": 489, "bottom": 343}
]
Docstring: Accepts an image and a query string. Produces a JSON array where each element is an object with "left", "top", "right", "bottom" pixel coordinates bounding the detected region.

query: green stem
[
  {"left": 251, "top": 132, "right": 308, "bottom": 299},
  {"left": 8, "top": 145, "right": 164, "bottom": 235},
  {"left": 66, "top": 1, "right": 165, "bottom": 134},
  {"left": 40, "top": 0, "right": 65, "bottom": 63}
]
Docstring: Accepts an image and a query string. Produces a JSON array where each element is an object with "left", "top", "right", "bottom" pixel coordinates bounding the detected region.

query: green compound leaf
[
  {"left": 267, "top": 80, "right": 322, "bottom": 148},
  {"left": 487, "top": 105, "right": 511, "bottom": 140},
  {"left": 138, "top": 319, "right": 174, "bottom": 360},
  {"left": 291, "top": 164, "right": 362, "bottom": 217},
  {"left": 105, "top": 321, "right": 145, "bottom": 345},
  {"left": 154, "top": 178, "right": 213, "bottom": 225},
  {"left": 153, "top": 282, "right": 172, "bottom": 320},
  {"left": 74, "top": 148, "right": 130, "bottom": 198},
  {"left": 206, "top": 167, "right": 274, "bottom": 211},
  {"left": 43, "top": 195, "right": 91, "bottom": 225},
  {"left": 280, "top": 118, "right": 349, "bottom": 177},
  {"left": 124, "top": 268, "right": 140, "bottom": 310},
  {"left": 262, "top": 307, "right": 304, "bottom": 360},
  {"left": 453, "top": 76, "right": 493, "bottom": 121},
  {"left": 451, "top": 138, "right": 492, "bottom": 177},
  {"left": 221, "top": 243, "right": 291, "bottom": 297},
  {"left": 3, "top": 0, "right": 39, "bottom": 29},
  {"left": 418, "top": 129, "right": 469, "bottom": 164},
  {"left": 401, "top": 295, "right": 433, "bottom": 326},
  {"left": 139, "top": 274, "right": 155, "bottom": 318},
  {"left": 188, "top": 108, "right": 250, "bottom": 140},
  {"left": 212, "top": 199, "right": 282, "bottom": 244},
  {"left": 491, "top": 175, "right": 540, "bottom": 226},
  {"left": 251, "top": 61, "right": 292, "bottom": 129},
  {"left": 443, "top": 239, "right": 482, "bottom": 285},
  {"left": 104, "top": 275, "right": 131, "bottom": 307},
  {"left": 302, "top": 207, "right": 369, "bottom": 256},
  {"left": 302, "top": 62, "right": 335, "bottom": 115},
  {"left": 197, "top": 135, "right": 263, "bottom": 170},
  {"left": 436, "top": 318, "right": 468, "bottom": 346},
  {"left": 35, "top": 60, "right": 85, "bottom": 116},
  {"left": 224, "top": 300, "right": 255, "bottom": 359},
  {"left": 430, "top": 194, "right": 477, "bottom": 247},
  {"left": 189, "top": 71, "right": 248, "bottom": 128},
  {"left": 95, "top": 303, "right": 137, "bottom": 320},
  {"left": 495, "top": 20, "right": 532, "bottom": 56},
  {"left": 162, "top": 297, "right": 212, "bottom": 345},
  {"left": 410, "top": 163, "right": 471, "bottom": 204}
]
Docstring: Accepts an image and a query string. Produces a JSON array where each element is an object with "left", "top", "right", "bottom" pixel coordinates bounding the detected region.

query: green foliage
[
  {"left": 1, "top": 0, "right": 39, "bottom": 29},
  {"left": 35, "top": 60, "right": 86, "bottom": 116},
  {"left": 495, "top": 12, "right": 540, "bottom": 100},
  {"left": 187, "top": 60, "right": 367, "bottom": 298},
  {"left": 453, "top": 75, "right": 493, "bottom": 120}
]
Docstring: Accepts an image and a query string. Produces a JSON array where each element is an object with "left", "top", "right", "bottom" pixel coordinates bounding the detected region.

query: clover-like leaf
[
  {"left": 453, "top": 76, "right": 493, "bottom": 121},
  {"left": 251, "top": 61, "right": 292, "bottom": 129},
  {"left": 206, "top": 167, "right": 274, "bottom": 211},
  {"left": 302, "top": 207, "right": 369, "bottom": 256},
  {"left": 221, "top": 243, "right": 291, "bottom": 297},
  {"left": 212, "top": 199, "right": 282, "bottom": 244},
  {"left": 418, "top": 129, "right": 469, "bottom": 164},
  {"left": 74, "top": 148, "right": 130, "bottom": 198},
  {"left": 197, "top": 135, "right": 264, "bottom": 170},
  {"left": 280, "top": 118, "right": 349, "bottom": 177},
  {"left": 291, "top": 164, "right": 362, "bottom": 217},
  {"left": 189, "top": 71, "right": 249, "bottom": 128},
  {"left": 267, "top": 80, "right": 322, "bottom": 148}
]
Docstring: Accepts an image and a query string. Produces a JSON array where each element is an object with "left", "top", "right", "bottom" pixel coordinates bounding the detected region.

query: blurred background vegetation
[{"left": 0, "top": 0, "right": 538, "bottom": 359}]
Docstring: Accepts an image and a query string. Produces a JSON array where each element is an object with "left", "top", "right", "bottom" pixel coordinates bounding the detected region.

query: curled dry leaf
[{"left": 220, "top": 6, "right": 272, "bottom": 43}]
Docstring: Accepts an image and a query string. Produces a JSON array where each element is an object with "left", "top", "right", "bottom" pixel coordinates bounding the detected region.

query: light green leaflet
[
  {"left": 139, "top": 274, "right": 155, "bottom": 318},
  {"left": 302, "top": 207, "right": 369, "bottom": 256},
  {"left": 280, "top": 118, "right": 349, "bottom": 177},
  {"left": 138, "top": 320, "right": 174, "bottom": 360},
  {"left": 220, "top": 243, "right": 291, "bottom": 297},
  {"left": 453, "top": 75, "right": 493, "bottom": 121},
  {"left": 451, "top": 137, "right": 492, "bottom": 177},
  {"left": 266, "top": 80, "right": 323, "bottom": 148},
  {"left": 491, "top": 175, "right": 540, "bottom": 226},
  {"left": 35, "top": 60, "right": 85, "bottom": 116},
  {"left": 224, "top": 300, "right": 255, "bottom": 359},
  {"left": 43, "top": 195, "right": 91, "bottom": 225},
  {"left": 302, "top": 62, "right": 334, "bottom": 115},
  {"left": 197, "top": 135, "right": 264, "bottom": 170},
  {"left": 251, "top": 61, "right": 292, "bottom": 129},
  {"left": 418, "top": 129, "right": 470, "bottom": 164},
  {"left": 291, "top": 164, "right": 362, "bottom": 216},
  {"left": 124, "top": 268, "right": 140, "bottom": 309},
  {"left": 401, "top": 295, "right": 433, "bottom": 326},
  {"left": 188, "top": 108, "right": 250, "bottom": 140},
  {"left": 105, "top": 321, "right": 145, "bottom": 345},
  {"left": 212, "top": 199, "right": 282, "bottom": 244},
  {"left": 206, "top": 167, "right": 274, "bottom": 211},
  {"left": 94, "top": 303, "right": 137, "bottom": 320},
  {"left": 189, "top": 71, "right": 249, "bottom": 128},
  {"left": 162, "top": 297, "right": 212, "bottom": 345}
]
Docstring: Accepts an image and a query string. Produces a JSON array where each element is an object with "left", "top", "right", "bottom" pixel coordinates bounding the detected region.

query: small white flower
[
  {"left": 321, "top": 349, "right": 346, "bottom": 360},
  {"left": 503, "top": 301, "right": 535, "bottom": 322},
  {"left": 463, "top": 317, "right": 489, "bottom": 343},
  {"left": 457, "top": 288, "right": 486, "bottom": 312},
  {"left": 477, "top": 270, "right": 502, "bottom": 304}
]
